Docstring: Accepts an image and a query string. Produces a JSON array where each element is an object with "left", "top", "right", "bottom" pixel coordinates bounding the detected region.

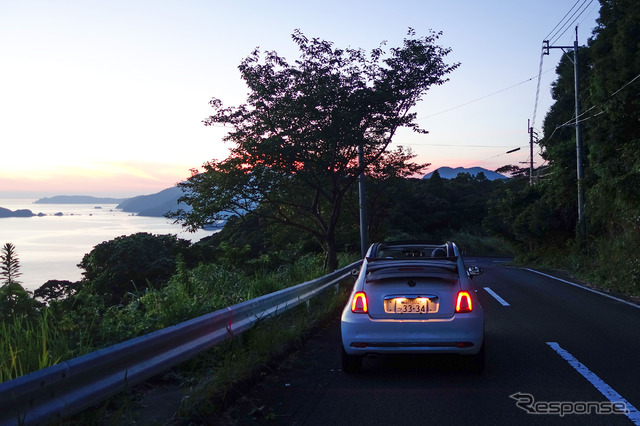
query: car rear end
[{"left": 340, "top": 242, "right": 484, "bottom": 372}]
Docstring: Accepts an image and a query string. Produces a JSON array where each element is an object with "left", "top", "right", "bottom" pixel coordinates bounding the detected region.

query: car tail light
[
  {"left": 351, "top": 292, "right": 368, "bottom": 313},
  {"left": 455, "top": 291, "right": 473, "bottom": 313}
]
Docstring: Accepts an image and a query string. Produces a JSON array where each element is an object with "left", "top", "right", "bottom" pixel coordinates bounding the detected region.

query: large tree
[
  {"left": 78, "top": 233, "right": 190, "bottom": 304},
  {"left": 172, "top": 29, "right": 458, "bottom": 270}
]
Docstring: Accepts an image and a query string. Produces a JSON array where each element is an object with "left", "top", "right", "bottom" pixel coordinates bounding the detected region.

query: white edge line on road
[
  {"left": 525, "top": 269, "right": 640, "bottom": 310},
  {"left": 483, "top": 287, "right": 510, "bottom": 306},
  {"left": 547, "top": 342, "right": 640, "bottom": 424}
]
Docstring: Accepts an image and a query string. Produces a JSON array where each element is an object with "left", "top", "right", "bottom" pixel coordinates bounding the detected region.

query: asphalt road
[{"left": 220, "top": 257, "right": 640, "bottom": 425}]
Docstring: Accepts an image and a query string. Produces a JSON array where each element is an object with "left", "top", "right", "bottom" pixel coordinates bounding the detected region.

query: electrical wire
[
  {"left": 540, "top": 71, "right": 640, "bottom": 145},
  {"left": 577, "top": 1, "right": 600, "bottom": 29},
  {"left": 548, "top": 0, "right": 588, "bottom": 43},
  {"left": 549, "top": 0, "right": 594, "bottom": 45},
  {"left": 399, "top": 143, "right": 521, "bottom": 148},
  {"left": 531, "top": 0, "right": 597, "bottom": 136},
  {"left": 459, "top": 146, "right": 529, "bottom": 168},
  {"left": 609, "top": 72, "right": 640, "bottom": 97},
  {"left": 419, "top": 69, "right": 553, "bottom": 121},
  {"left": 531, "top": 45, "right": 547, "bottom": 131},
  {"left": 544, "top": 0, "right": 582, "bottom": 41}
]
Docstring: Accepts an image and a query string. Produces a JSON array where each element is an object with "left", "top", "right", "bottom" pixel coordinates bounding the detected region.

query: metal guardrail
[{"left": 0, "top": 261, "right": 361, "bottom": 425}]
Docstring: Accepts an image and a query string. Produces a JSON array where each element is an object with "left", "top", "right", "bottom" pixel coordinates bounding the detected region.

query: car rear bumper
[{"left": 341, "top": 311, "right": 484, "bottom": 356}]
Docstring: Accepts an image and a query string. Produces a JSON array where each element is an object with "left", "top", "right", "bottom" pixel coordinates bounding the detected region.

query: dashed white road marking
[{"left": 483, "top": 287, "right": 510, "bottom": 306}]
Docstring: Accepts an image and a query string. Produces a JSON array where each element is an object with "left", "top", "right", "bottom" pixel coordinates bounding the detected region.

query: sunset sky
[{"left": 0, "top": 0, "right": 601, "bottom": 198}]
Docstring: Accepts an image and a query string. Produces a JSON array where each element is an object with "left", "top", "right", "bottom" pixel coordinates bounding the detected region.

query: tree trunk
[{"left": 323, "top": 236, "right": 339, "bottom": 272}]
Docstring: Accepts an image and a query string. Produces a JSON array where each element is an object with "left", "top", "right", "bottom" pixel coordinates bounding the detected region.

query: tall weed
[{"left": 0, "top": 311, "right": 73, "bottom": 383}]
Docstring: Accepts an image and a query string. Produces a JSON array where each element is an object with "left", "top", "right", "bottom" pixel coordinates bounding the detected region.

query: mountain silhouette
[{"left": 423, "top": 166, "right": 508, "bottom": 181}]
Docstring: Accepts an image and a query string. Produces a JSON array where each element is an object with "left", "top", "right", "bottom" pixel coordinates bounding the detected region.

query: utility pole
[
  {"left": 358, "top": 144, "right": 368, "bottom": 258},
  {"left": 543, "top": 27, "right": 586, "bottom": 242},
  {"left": 527, "top": 120, "right": 537, "bottom": 186}
]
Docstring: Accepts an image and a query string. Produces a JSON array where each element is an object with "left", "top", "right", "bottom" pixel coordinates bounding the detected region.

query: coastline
[{"left": 0, "top": 199, "right": 216, "bottom": 291}]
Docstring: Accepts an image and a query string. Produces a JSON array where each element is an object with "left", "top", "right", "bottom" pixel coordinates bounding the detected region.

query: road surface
[{"left": 219, "top": 257, "right": 640, "bottom": 425}]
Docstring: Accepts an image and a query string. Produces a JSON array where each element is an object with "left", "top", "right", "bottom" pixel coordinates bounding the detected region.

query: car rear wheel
[{"left": 341, "top": 347, "right": 363, "bottom": 374}]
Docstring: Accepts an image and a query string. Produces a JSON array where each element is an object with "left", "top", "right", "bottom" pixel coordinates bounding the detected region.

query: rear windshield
[
  {"left": 365, "top": 260, "right": 459, "bottom": 283},
  {"left": 374, "top": 244, "right": 451, "bottom": 259}
]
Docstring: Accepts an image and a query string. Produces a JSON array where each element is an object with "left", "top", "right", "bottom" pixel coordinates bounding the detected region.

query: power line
[
  {"left": 577, "top": 1, "right": 600, "bottom": 28},
  {"left": 548, "top": 0, "right": 588, "bottom": 42},
  {"left": 539, "top": 71, "right": 640, "bottom": 144},
  {"left": 419, "top": 70, "right": 553, "bottom": 120},
  {"left": 398, "top": 143, "right": 523, "bottom": 148},
  {"left": 461, "top": 146, "right": 529, "bottom": 168},
  {"left": 609, "top": 71, "right": 640, "bottom": 97},
  {"left": 532, "top": 0, "right": 599, "bottom": 135},
  {"left": 534, "top": 0, "right": 593, "bottom": 130},
  {"left": 544, "top": 0, "right": 582, "bottom": 40},
  {"left": 549, "top": 0, "right": 594, "bottom": 44},
  {"left": 531, "top": 45, "right": 547, "bottom": 130}
]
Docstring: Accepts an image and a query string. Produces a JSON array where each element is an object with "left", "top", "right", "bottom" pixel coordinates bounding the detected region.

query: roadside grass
[
  {"left": 18, "top": 252, "right": 357, "bottom": 423},
  {"left": 67, "top": 283, "right": 351, "bottom": 425},
  {"left": 0, "top": 310, "right": 74, "bottom": 383},
  {"left": 493, "top": 235, "right": 640, "bottom": 300},
  {"left": 0, "top": 252, "right": 341, "bottom": 386},
  {"left": 172, "top": 283, "right": 351, "bottom": 423}
]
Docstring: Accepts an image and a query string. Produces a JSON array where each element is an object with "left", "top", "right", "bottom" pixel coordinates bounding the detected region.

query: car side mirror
[{"left": 467, "top": 266, "right": 483, "bottom": 278}]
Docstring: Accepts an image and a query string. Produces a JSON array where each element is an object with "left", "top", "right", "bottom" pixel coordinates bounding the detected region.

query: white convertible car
[{"left": 340, "top": 241, "right": 485, "bottom": 373}]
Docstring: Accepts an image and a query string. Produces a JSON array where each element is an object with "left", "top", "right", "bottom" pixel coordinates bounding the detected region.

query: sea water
[{"left": 0, "top": 199, "right": 217, "bottom": 291}]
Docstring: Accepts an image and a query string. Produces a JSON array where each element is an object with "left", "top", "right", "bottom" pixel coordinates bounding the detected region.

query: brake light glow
[
  {"left": 455, "top": 291, "right": 473, "bottom": 313},
  {"left": 351, "top": 292, "right": 368, "bottom": 313}
]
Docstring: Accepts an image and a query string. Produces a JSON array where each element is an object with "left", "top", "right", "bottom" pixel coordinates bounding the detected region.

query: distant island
[
  {"left": 29, "top": 187, "right": 187, "bottom": 218},
  {"left": 35, "top": 195, "right": 126, "bottom": 204},
  {"left": 423, "top": 166, "right": 508, "bottom": 181},
  {"left": 2, "top": 188, "right": 189, "bottom": 219},
  {"left": 0, "top": 207, "right": 37, "bottom": 218},
  {"left": 117, "top": 186, "right": 184, "bottom": 217}
]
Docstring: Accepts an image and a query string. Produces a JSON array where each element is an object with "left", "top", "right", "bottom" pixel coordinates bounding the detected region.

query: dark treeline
[{"left": 485, "top": 0, "right": 640, "bottom": 296}]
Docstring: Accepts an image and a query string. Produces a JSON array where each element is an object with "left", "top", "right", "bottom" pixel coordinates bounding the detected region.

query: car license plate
[{"left": 385, "top": 297, "right": 429, "bottom": 314}]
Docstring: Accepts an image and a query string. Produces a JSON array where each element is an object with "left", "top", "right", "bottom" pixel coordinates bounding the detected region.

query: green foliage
[
  {"left": 0, "top": 243, "right": 340, "bottom": 385},
  {"left": 357, "top": 172, "right": 506, "bottom": 243},
  {"left": 34, "top": 280, "right": 79, "bottom": 304},
  {"left": 448, "top": 230, "right": 513, "bottom": 256},
  {"left": 0, "top": 310, "right": 72, "bottom": 383},
  {"left": 92, "top": 252, "right": 327, "bottom": 343},
  {"left": 1, "top": 243, "right": 22, "bottom": 285},
  {"left": 78, "top": 232, "right": 191, "bottom": 304},
  {"left": 171, "top": 29, "right": 458, "bottom": 271},
  {"left": 0, "top": 282, "right": 41, "bottom": 322},
  {"left": 488, "top": 0, "right": 640, "bottom": 296},
  {"left": 0, "top": 243, "right": 41, "bottom": 321}
]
